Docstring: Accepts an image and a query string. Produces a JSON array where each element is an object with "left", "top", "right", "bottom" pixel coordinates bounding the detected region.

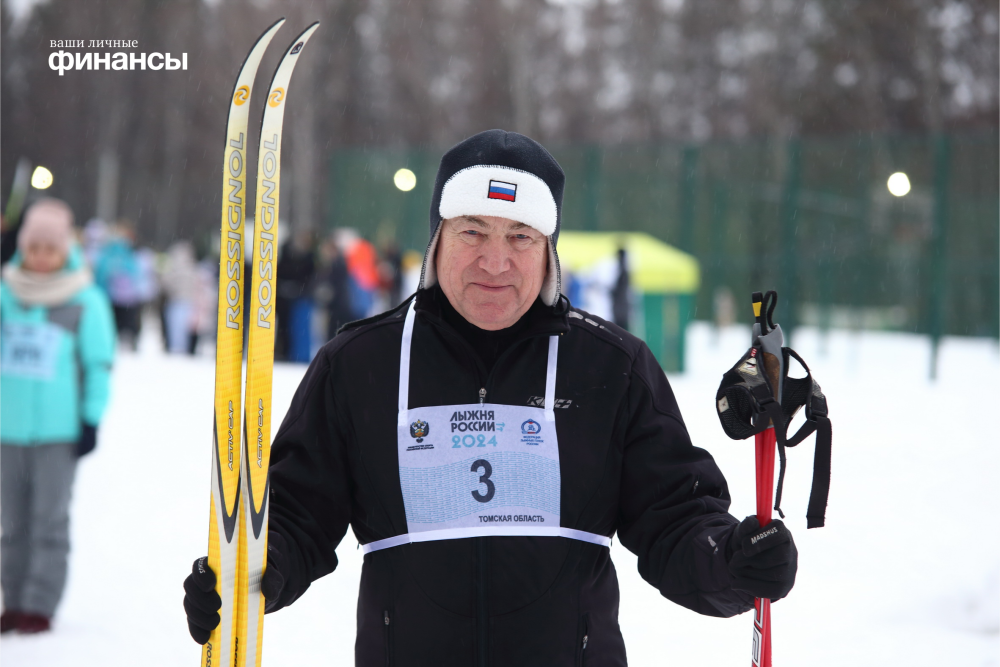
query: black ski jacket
[{"left": 265, "top": 289, "right": 753, "bottom": 666}]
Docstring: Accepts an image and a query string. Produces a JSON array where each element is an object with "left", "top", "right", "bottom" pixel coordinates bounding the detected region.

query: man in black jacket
[{"left": 184, "top": 130, "right": 797, "bottom": 666}]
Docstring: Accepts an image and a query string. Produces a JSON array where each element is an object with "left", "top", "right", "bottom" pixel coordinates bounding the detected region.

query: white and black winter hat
[{"left": 418, "top": 129, "right": 565, "bottom": 306}]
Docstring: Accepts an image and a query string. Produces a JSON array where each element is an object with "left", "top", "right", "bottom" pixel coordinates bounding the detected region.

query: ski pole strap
[
  {"left": 805, "top": 414, "right": 832, "bottom": 528},
  {"left": 772, "top": 413, "right": 831, "bottom": 527},
  {"left": 775, "top": 348, "right": 831, "bottom": 528},
  {"left": 716, "top": 345, "right": 832, "bottom": 528}
]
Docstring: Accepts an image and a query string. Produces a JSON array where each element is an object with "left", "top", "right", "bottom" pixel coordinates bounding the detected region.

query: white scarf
[{"left": 2, "top": 263, "right": 94, "bottom": 307}]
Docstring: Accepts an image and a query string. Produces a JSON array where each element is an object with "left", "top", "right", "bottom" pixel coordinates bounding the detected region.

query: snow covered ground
[{"left": 2, "top": 320, "right": 998, "bottom": 666}]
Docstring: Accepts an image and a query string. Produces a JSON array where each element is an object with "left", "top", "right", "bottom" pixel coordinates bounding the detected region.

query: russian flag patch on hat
[{"left": 487, "top": 180, "right": 517, "bottom": 202}]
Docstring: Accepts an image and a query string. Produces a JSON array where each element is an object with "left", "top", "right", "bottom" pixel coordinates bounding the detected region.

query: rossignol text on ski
[
  {"left": 203, "top": 18, "right": 284, "bottom": 667},
  {"left": 237, "top": 22, "right": 320, "bottom": 667},
  {"left": 200, "top": 18, "right": 319, "bottom": 667}
]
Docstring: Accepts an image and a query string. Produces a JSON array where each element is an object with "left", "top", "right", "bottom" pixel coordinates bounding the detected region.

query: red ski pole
[
  {"left": 718, "top": 290, "right": 829, "bottom": 665},
  {"left": 752, "top": 426, "right": 776, "bottom": 667},
  {"left": 750, "top": 291, "right": 782, "bottom": 667}
]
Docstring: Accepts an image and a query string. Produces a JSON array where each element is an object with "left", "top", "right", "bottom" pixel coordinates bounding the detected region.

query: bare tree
[{"left": 1, "top": 0, "right": 996, "bottom": 246}]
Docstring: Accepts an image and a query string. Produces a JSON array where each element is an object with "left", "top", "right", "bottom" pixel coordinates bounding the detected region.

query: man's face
[
  {"left": 23, "top": 241, "right": 67, "bottom": 273},
  {"left": 436, "top": 215, "right": 548, "bottom": 330}
]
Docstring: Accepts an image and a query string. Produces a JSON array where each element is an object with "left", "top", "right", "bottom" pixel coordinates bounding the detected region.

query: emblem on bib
[
  {"left": 520, "top": 419, "right": 544, "bottom": 446},
  {"left": 409, "top": 419, "right": 429, "bottom": 442}
]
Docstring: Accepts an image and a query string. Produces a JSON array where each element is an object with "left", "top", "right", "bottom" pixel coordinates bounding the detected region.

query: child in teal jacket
[{"left": 0, "top": 198, "right": 116, "bottom": 634}]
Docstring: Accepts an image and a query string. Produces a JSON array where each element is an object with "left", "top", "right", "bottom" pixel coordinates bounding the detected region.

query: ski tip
[
  {"left": 752, "top": 292, "right": 763, "bottom": 318},
  {"left": 294, "top": 21, "right": 321, "bottom": 39},
  {"left": 256, "top": 17, "right": 286, "bottom": 45},
  {"left": 280, "top": 21, "right": 320, "bottom": 58}
]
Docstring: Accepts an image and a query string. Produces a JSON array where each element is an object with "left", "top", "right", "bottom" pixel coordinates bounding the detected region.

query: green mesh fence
[{"left": 328, "top": 132, "right": 999, "bottom": 342}]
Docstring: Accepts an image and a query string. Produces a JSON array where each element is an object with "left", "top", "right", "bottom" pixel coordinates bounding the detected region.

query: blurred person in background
[
  {"left": 81, "top": 218, "right": 109, "bottom": 270},
  {"left": 399, "top": 248, "right": 423, "bottom": 298},
  {"left": 194, "top": 245, "right": 219, "bottom": 354},
  {"left": 156, "top": 252, "right": 170, "bottom": 351},
  {"left": 563, "top": 270, "right": 583, "bottom": 308},
  {"left": 94, "top": 221, "right": 144, "bottom": 351},
  {"left": 133, "top": 243, "right": 160, "bottom": 340},
  {"left": 1, "top": 212, "right": 20, "bottom": 266},
  {"left": 275, "top": 228, "right": 317, "bottom": 362},
  {"left": 611, "top": 247, "right": 630, "bottom": 330},
  {"left": 0, "top": 198, "right": 116, "bottom": 634},
  {"left": 337, "top": 228, "right": 380, "bottom": 320},
  {"left": 160, "top": 241, "right": 201, "bottom": 355},
  {"left": 315, "top": 233, "right": 353, "bottom": 341},
  {"left": 2, "top": 172, "right": 31, "bottom": 267},
  {"left": 379, "top": 238, "right": 403, "bottom": 309}
]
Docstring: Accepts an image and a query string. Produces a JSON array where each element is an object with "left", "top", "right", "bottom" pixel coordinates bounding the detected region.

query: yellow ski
[
  {"left": 204, "top": 18, "right": 284, "bottom": 667},
  {"left": 238, "top": 22, "right": 320, "bottom": 667}
]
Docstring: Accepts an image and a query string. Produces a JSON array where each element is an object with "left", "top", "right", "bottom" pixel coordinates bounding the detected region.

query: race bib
[
  {"left": 362, "top": 302, "right": 609, "bottom": 554},
  {"left": 397, "top": 402, "right": 561, "bottom": 532},
  {"left": 1, "top": 321, "right": 62, "bottom": 380}
]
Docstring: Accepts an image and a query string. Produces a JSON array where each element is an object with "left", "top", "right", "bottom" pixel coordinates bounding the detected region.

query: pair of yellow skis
[{"left": 204, "top": 18, "right": 319, "bottom": 667}]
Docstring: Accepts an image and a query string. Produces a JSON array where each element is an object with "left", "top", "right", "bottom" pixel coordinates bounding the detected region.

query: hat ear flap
[
  {"left": 539, "top": 237, "right": 560, "bottom": 306},
  {"left": 418, "top": 223, "right": 442, "bottom": 290}
]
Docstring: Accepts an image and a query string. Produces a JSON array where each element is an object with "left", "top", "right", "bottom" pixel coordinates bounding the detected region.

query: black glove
[
  {"left": 726, "top": 516, "right": 798, "bottom": 601},
  {"left": 183, "top": 557, "right": 221, "bottom": 644},
  {"left": 77, "top": 423, "right": 98, "bottom": 457},
  {"left": 261, "top": 531, "right": 289, "bottom": 612},
  {"left": 183, "top": 534, "right": 289, "bottom": 644}
]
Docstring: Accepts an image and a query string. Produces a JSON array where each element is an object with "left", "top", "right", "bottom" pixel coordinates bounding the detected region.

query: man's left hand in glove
[{"left": 726, "top": 516, "right": 798, "bottom": 601}]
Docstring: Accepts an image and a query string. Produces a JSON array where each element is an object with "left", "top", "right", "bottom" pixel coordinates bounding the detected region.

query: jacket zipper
[
  {"left": 579, "top": 613, "right": 590, "bottom": 666},
  {"left": 383, "top": 610, "right": 392, "bottom": 667},
  {"left": 479, "top": 387, "right": 486, "bottom": 404}
]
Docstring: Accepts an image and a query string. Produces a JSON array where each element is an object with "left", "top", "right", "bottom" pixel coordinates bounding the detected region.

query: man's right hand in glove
[{"left": 183, "top": 533, "right": 290, "bottom": 644}]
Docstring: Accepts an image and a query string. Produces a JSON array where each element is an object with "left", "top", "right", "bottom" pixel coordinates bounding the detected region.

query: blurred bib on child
[{"left": 1, "top": 321, "right": 62, "bottom": 380}]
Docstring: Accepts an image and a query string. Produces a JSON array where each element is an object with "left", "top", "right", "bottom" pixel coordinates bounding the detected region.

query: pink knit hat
[{"left": 18, "top": 198, "right": 75, "bottom": 254}]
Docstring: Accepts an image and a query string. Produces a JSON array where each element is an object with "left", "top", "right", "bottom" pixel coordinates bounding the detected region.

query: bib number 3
[{"left": 471, "top": 459, "right": 495, "bottom": 503}]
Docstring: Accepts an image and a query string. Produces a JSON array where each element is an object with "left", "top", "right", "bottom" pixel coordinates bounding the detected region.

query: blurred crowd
[
  {"left": 2, "top": 213, "right": 421, "bottom": 362},
  {"left": 263, "top": 226, "right": 417, "bottom": 363}
]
